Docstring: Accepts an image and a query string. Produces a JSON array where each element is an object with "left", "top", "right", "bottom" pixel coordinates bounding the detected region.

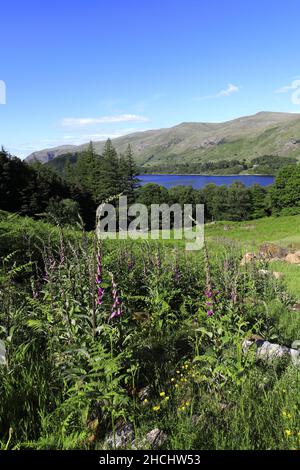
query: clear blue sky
[{"left": 1, "top": 0, "right": 300, "bottom": 158}]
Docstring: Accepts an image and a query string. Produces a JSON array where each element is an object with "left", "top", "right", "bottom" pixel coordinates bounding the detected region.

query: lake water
[{"left": 139, "top": 174, "right": 274, "bottom": 189}]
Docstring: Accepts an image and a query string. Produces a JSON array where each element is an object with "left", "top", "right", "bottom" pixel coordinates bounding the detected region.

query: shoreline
[{"left": 139, "top": 173, "right": 274, "bottom": 177}]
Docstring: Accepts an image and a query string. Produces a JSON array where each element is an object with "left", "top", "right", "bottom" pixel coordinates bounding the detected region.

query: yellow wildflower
[
  {"left": 284, "top": 429, "right": 292, "bottom": 438},
  {"left": 159, "top": 391, "right": 166, "bottom": 397},
  {"left": 177, "top": 406, "right": 185, "bottom": 412},
  {"left": 152, "top": 405, "right": 160, "bottom": 412}
]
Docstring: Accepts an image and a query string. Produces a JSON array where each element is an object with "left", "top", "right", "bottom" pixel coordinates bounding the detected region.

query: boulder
[
  {"left": 104, "top": 423, "right": 135, "bottom": 449},
  {"left": 243, "top": 338, "right": 300, "bottom": 367},
  {"left": 240, "top": 253, "right": 257, "bottom": 266},
  {"left": 145, "top": 429, "right": 168, "bottom": 449},
  {"left": 0, "top": 340, "right": 6, "bottom": 366},
  {"left": 104, "top": 424, "right": 168, "bottom": 450},
  {"left": 259, "top": 243, "right": 288, "bottom": 260},
  {"left": 285, "top": 252, "right": 300, "bottom": 264},
  {"left": 272, "top": 271, "right": 284, "bottom": 280}
]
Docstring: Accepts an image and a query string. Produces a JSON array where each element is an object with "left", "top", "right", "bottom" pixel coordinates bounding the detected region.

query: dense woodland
[
  {"left": 48, "top": 153, "right": 298, "bottom": 177},
  {"left": 1, "top": 142, "right": 300, "bottom": 228},
  {"left": 140, "top": 155, "right": 299, "bottom": 175}
]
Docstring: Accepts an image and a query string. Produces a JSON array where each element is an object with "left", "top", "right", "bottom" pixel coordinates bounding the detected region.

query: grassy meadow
[
  {"left": 205, "top": 215, "right": 300, "bottom": 296},
  {"left": 0, "top": 210, "right": 300, "bottom": 450}
]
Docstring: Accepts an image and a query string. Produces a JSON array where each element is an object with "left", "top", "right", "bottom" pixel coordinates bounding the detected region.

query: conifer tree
[
  {"left": 99, "top": 139, "right": 121, "bottom": 201},
  {"left": 119, "top": 144, "right": 140, "bottom": 203}
]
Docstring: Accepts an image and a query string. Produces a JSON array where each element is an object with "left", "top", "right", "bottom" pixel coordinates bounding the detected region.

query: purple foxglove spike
[
  {"left": 110, "top": 311, "right": 117, "bottom": 320},
  {"left": 117, "top": 307, "right": 122, "bottom": 317}
]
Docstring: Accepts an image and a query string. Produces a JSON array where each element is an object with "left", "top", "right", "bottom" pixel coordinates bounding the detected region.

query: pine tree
[
  {"left": 98, "top": 139, "right": 121, "bottom": 201},
  {"left": 73, "top": 142, "right": 104, "bottom": 203},
  {"left": 119, "top": 144, "right": 140, "bottom": 203}
]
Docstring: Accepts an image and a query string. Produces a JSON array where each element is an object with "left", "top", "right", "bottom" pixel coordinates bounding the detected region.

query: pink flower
[
  {"left": 96, "top": 253, "right": 104, "bottom": 305},
  {"left": 205, "top": 290, "right": 213, "bottom": 299},
  {"left": 110, "top": 274, "right": 123, "bottom": 320}
]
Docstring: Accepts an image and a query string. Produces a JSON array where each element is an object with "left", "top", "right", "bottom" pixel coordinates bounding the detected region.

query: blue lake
[{"left": 139, "top": 174, "right": 274, "bottom": 189}]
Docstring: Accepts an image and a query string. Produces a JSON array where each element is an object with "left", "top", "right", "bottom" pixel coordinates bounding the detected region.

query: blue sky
[{"left": 1, "top": 0, "right": 300, "bottom": 158}]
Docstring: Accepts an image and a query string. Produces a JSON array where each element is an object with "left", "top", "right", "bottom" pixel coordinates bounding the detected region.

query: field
[
  {"left": 205, "top": 215, "right": 300, "bottom": 296},
  {"left": 0, "top": 211, "right": 300, "bottom": 450}
]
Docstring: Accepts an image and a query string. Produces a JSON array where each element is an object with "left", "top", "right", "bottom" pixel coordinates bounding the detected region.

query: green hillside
[{"left": 26, "top": 112, "right": 300, "bottom": 169}]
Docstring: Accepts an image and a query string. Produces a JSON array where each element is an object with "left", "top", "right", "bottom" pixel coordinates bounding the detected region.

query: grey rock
[
  {"left": 0, "top": 340, "right": 6, "bottom": 366},
  {"left": 243, "top": 338, "right": 300, "bottom": 367},
  {"left": 105, "top": 423, "right": 135, "bottom": 449},
  {"left": 145, "top": 428, "right": 168, "bottom": 449}
]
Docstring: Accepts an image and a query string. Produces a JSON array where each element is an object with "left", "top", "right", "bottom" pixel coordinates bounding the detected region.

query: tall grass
[{"left": 0, "top": 215, "right": 299, "bottom": 450}]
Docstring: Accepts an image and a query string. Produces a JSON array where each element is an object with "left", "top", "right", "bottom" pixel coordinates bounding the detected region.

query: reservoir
[{"left": 139, "top": 174, "right": 274, "bottom": 189}]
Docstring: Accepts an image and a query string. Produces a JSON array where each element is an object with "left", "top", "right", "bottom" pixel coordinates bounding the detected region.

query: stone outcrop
[
  {"left": 259, "top": 243, "right": 288, "bottom": 260},
  {"left": 104, "top": 423, "right": 167, "bottom": 450},
  {"left": 243, "top": 338, "right": 300, "bottom": 367},
  {"left": 285, "top": 251, "right": 300, "bottom": 264}
]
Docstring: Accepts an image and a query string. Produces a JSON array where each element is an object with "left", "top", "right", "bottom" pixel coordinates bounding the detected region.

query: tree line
[
  {"left": 0, "top": 140, "right": 139, "bottom": 229},
  {"left": 141, "top": 155, "right": 298, "bottom": 176},
  {"left": 1, "top": 141, "right": 300, "bottom": 227}
]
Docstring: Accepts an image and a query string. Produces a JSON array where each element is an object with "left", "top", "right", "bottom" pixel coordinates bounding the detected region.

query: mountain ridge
[{"left": 25, "top": 111, "right": 300, "bottom": 167}]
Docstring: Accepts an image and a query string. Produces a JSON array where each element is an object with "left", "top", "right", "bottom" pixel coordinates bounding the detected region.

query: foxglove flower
[
  {"left": 96, "top": 253, "right": 104, "bottom": 306},
  {"left": 110, "top": 274, "right": 123, "bottom": 320},
  {"left": 204, "top": 289, "right": 214, "bottom": 316},
  {"left": 59, "top": 236, "right": 65, "bottom": 266}
]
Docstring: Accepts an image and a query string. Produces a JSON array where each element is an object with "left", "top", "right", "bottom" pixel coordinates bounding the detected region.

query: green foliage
[
  {"left": 141, "top": 155, "right": 298, "bottom": 176},
  {"left": 250, "top": 155, "right": 298, "bottom": 175},
  {"left": 0, "top": 141, "right": 141, "bottom": 229},
  {"left": 0, "top": 148, "right": 95, "bottom": 228},
  {"left": 0, "top": 215, "right": 299, "bottom": 450},
  {"left": 271, "top": 164, "right": 300, "bottom": 215}
]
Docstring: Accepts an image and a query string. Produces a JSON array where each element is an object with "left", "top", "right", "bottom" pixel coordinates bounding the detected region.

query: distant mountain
[{"left": 25, "top": 112, "right": 300, "bottom": 168}]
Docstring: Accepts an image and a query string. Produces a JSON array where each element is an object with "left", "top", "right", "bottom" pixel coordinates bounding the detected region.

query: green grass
[
  {"left": 203, "top": 215, "right": 300, "bottom": 298},
  {"left": 1, "top": 212, "right": 300, "bottom": 450},
  {"left": 206, "top": 214, "right": 300, "bottom": 248}
]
